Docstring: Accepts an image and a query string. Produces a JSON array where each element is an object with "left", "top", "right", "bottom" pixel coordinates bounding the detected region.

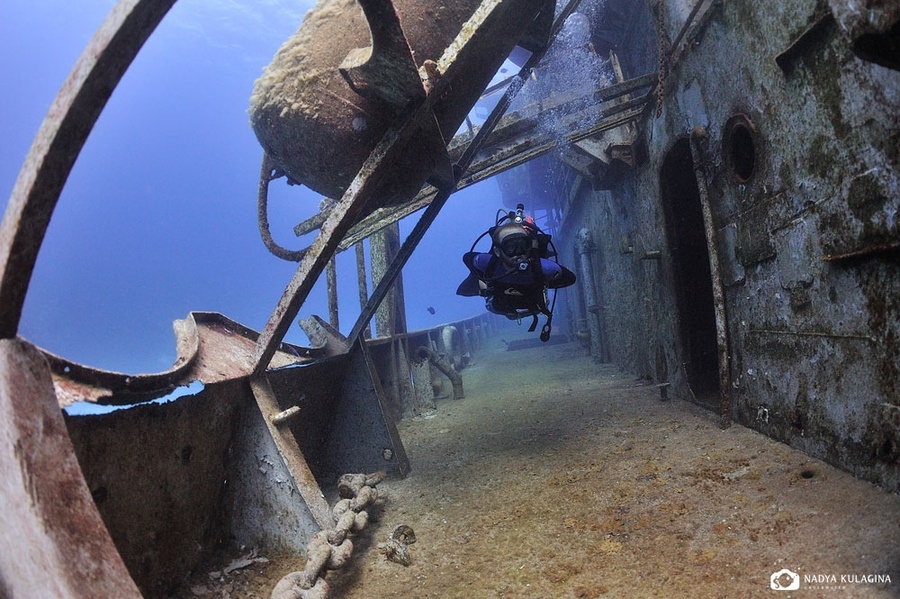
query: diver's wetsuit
[
  {"left": 456, "top": 252, "right": 576, "bottom": 317},
  {"left": 457, "top": 253, "right": 570, "bottom": 294},
  {"left": 455, "top": 204, "right": 576, "bottom": 340}
]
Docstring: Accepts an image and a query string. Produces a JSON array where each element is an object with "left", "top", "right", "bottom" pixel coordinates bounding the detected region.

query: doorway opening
[{"left": 660, "top": 138, "right": 720, "bottom": 405}]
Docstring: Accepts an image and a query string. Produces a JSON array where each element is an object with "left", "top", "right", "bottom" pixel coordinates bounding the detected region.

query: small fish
[{"left": 426, "top": 306, "right": 436, "bottom": 315}]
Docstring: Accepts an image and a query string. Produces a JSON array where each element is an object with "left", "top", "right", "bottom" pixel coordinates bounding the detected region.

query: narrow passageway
[
  {"left": 185, "top": 323, "right": 900, "bottom": 598},
  {"left": 325, "top": 323, "right": 899, "bottom": 598}
]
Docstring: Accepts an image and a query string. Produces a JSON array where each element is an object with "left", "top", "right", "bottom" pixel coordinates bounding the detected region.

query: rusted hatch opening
[{"left": 660, "top": 138, "right": 719, "bottom": 405}]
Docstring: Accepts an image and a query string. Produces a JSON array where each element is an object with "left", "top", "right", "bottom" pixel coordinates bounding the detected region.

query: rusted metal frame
[
  {"left": 339, "top": 191, "right": 438, "bottom": 250},
  {"left": 689, "top": 128, "right": 732, "bottom": 428},
  {"left": 250, "top": 96, "right": 443, "bottom": 375},
  {"left": 248, "top": 375, "right": 333, "bottom": 529},
  {"left": 335, "top": 74, "right": 656, "bottom": 248},
  {"left": 293, "top": 206, "right": 333, "bottom": 238},
  {"left": 294, "top": 72, "right": 655, "bottom": 253},
  {"left": 453, "top": 0, "right": 585, "bottom": 169},
  {"left": 453, "top": 101, "right": 650, "bottom": 194},
  {"left": 46, "top": 312, "right": 317, "bottom": 407},
  {"left": 474, "top": 94, "right": 652, "bottom": 154},
  {"left": 0, "top": 0, "right": 178, "bottom": 339},
  {"left": 347, "top": 0, "right": 585, "bottom": 346},
  {"left": 470, "top": 72, "right": 658, "bottom": 150},
  {"left": 252, "top": 0, "right": 555, "bottom": 369},
  {"left": 300, "top": 50, "right": 655, "bottom": 253},
  {"left": 346, "top": 182, "right": 450, "bottom": 346}
]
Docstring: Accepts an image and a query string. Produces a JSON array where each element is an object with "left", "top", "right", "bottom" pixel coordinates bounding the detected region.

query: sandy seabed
[{"left": 182, "top": 324, "right": 900, "bottom": 598}]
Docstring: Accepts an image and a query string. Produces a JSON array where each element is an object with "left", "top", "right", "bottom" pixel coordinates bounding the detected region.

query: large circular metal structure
[{"left": 249, "top": 0, "right": 552, "bottom": 211}]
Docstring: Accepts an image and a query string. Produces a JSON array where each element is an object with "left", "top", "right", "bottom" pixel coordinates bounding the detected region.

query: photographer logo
[
  {"left": 770, "top": 569, "right": 800, "bottom": 591},
  {"left": 768, "top": 567, "right": 892, "bottom": 592}
]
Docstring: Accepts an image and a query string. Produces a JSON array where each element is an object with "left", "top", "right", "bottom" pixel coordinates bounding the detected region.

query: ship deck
[{"left": 178, "top": 324, "right": 900, "bottom": 598}]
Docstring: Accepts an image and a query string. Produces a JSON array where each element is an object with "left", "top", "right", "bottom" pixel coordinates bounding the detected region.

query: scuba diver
[{"left": 456, "top": 204, "right": 576, "bottom": 342}]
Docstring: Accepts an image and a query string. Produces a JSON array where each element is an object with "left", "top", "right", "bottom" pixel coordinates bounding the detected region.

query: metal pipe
[
  {"left": 355, "top": 242, "right": 371, "bottom": 339},
  {"left": 415, "top": 346, "right": 464, "bottom": 400},
  {"left": 576, "top": 228, "right": 604, "bottom": 362},
  {"left": 326, "top": 256, "right": 339, "bottom": 330},
  {"left": 441, "top": 325, "right": 461, "bottom": 370},
  {"left": 271, "top": 405, "right": 302, "bottom": 426},
  {"left": 689, "top": 127, "right": 732, "bottom": 428}
]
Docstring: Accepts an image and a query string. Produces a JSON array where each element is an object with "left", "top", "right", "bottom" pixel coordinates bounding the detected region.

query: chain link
[
  {"left": 271, "top": 471, "right": 386, "bottom": 599},
  {"left": 655, "top": 0, "right": 671, "bottom": 118}
]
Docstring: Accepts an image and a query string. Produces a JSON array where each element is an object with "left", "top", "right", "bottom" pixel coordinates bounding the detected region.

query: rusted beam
[
  {"left": 293, "top": 204, "right": 333, "bottom": 237},
  {"left": 298, "top": 314, "right": 350, "bottom": 358},
  {"left": 334, "top": 73, "right": 656, "bottom": 249},
  {"left": 689, "top": 127, "right": 732, "bottom": 428},
  {"left": 252, "top": 0, "right": 565, "bottom": 370},
  {"left": 0, "top": 0, "right": 177, "bottom": 339},
  {"left": 338, "top": 0, "right": 426, "bottom": 108},
  {"left": 456, "top": 100, "right": 650, "bottom": 187},
  {"left": 354, "top": 242, "right": 372, "bottom": 339},
  {"left": 249, "top": 375, "right": 332, "bottom": 530}
]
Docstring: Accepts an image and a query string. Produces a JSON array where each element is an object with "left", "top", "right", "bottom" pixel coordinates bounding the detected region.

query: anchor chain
[
  {"left": 270, "top": 471, "right": 386, "bottom": 599},
  {"left": 654, "top": 0, "right": 670, "bottom": 118}
]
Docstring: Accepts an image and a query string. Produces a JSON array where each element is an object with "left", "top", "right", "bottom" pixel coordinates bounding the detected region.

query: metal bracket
[
  {"left": 338, "top": 0, "right": 426, "bottom": 109},
  {"left": 249, "top": 375, "right": 332, "bottom": 530}
]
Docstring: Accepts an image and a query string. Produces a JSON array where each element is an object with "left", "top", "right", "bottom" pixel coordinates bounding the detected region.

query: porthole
[{"left": 723, "top": 114, "right": 758, "bottom": 183}]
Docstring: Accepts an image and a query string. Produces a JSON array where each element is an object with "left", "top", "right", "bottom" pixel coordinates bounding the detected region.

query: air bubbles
[{"left": 560, "top": 12, "right": 591, "bottom": 46}]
